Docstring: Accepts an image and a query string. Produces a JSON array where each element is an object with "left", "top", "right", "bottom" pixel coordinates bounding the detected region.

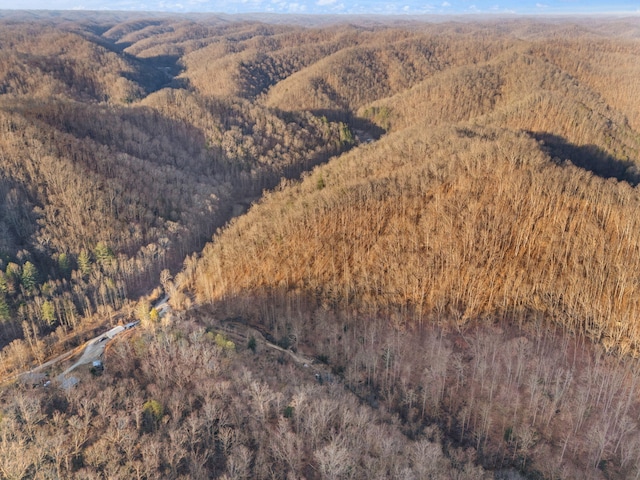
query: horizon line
[{"left": 1, "top": 8, "right": 640, "bottom": 17}]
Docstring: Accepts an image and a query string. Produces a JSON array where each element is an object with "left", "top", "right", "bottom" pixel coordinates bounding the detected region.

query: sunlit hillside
[{"left": 182, "top": 16, "right": 640, "bottom": 479}]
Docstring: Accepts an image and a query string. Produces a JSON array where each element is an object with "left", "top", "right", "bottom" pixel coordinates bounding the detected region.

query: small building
[
  {"left": 106, "top": 325, "right": 125, "bottom": 339},
  {"left": 91, "top": 360, "right": 104, "bottom": 376}
]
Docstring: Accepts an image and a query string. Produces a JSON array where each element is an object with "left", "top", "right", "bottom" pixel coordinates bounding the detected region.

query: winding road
[{"left": 56, "top": 323, "right": 136, "bottom": 381}]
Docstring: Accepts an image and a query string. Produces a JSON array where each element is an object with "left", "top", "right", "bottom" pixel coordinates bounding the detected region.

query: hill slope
[
  {"left": 181, "top": 17, "right": 640, "bottom": 479},
  {"left": 0, "top": 15, "right": 349, "bottom": 354}
]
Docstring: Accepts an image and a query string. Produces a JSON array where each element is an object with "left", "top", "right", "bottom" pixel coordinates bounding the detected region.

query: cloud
[{"left": 21, "top": 0, "right": 640, "bottom": 15}]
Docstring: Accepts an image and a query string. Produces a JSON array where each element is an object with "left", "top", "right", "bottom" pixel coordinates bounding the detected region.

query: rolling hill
[{"left": 1, "top": 11, "right": 640, "bottom": 480}]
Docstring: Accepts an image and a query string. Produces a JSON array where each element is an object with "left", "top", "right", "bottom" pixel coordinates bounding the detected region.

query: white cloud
[
  {"left": 287, "top": 2, "right": 306, "bottom": 11},
  {"left": 21, "top": 0, "right": 640, "bottom": 16}
]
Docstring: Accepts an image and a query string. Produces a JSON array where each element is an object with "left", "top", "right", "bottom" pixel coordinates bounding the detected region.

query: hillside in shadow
[{"left": 532, "top": 131, "right": 640, "bottom": 186}]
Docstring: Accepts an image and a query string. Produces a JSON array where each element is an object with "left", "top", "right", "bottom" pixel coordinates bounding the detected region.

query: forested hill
[
  {"left": 1, "top": 12, "right": 640, "bottom": 480},
  {"left": 0, "top": 14, "right": 354, "bottom": 355},
  {"left": 181, "top": 15, "right": 640, "bottom": 480},
  {"left": 188, "top": 15, "right": 640, "bottom": 356}
]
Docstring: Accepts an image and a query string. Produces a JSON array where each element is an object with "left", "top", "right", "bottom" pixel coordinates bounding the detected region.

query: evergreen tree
[
  {"left": 0, "top": 294, "right": 10, "bottom": 322},
  {"left": 21, "top": 261, "right": 38, "bottom": 292},
  {"left": 41, "top": 300, "right": 55, "bottom": 325},
  {"left": 0, "top": 271, "right": 7, "bottom": 294},
  {"left": 94, "top": 242, "right": 114, "bottom": 266},
  {"left": 339, "top": 122, "right": 354, "bottom": 146},
  {"left": 78, "top": 250, "right": 92, "bottom": 277},
  {"left": 57, "top": 253, "right": 71, "bottom": 276}
]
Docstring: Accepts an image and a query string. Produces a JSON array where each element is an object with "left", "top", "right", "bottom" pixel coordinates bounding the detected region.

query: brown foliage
[
  {"left": 1, "top": 12, "right": 640, "bottom": 479},
  {"left": 194, "top": 123, "right": 640, "bottom": 354},
  {"left": 0, "top": 321, "right": 490, "bottom": 479},
  {"left": 0, "top": 14, "right": 348, "bottom": 357}
]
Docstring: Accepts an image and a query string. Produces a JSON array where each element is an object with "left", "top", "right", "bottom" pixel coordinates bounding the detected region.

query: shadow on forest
[
  {"left": 91, "top": 27, "right": 186, "bottom": 94},
  {"left": 126, "top": 55, "right": 188, "bottom": 94},
  {"left": 309, "top": 109, "right": 387, "bottom": 140},
  {"left": 531, "top": 132, "right": 640, "bottom": 187}
]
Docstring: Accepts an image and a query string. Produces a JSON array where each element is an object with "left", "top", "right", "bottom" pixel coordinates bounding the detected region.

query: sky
[{"left": 1, "top": 0, "right": 639, "bottom": 15}]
